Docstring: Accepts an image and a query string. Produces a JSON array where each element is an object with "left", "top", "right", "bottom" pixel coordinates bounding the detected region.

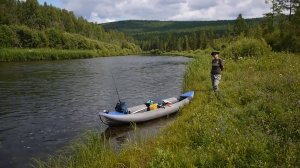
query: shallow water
[{"left": 0, "top": 56, "right": 190, "bottom": 168}]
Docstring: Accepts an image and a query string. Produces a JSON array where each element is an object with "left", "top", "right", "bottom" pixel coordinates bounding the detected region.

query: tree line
[
  {"left": 104, "top": 0, "right": 299, "bottom": 53},
  {"left": 130, "top": 19, "right": 257, "bottom": 52},
  {"left": 1, "top": 0, "right": 299, "bottom": 53},
  {"left": 261, "top": 0, "right": 300, "bottom": 52},
  {"left": 137, "top": 29, "right": 221, "bottom": 52}
]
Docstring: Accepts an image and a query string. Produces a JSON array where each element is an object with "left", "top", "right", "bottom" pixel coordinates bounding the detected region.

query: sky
[{"left": 38, "top": 0, "right": 271, "bottom": 23}]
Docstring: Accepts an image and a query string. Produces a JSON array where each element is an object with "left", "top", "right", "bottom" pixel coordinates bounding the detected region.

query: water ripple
[{"left": 0, "top": 56, "right": 190, "bottom": 168}]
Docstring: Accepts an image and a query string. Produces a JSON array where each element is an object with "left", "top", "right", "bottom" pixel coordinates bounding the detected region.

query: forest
[
  {"left": 1, "top": 0, "right": 298, "bottom": 58},
  {"left": 103, "top": 1, "right": 300, "bottom": 53},
  {"left": 102, "top": 19, "right": 259, "bottom": 34},
  {"left": 0, "top": 0, "right": 141, "bottom": 59}
]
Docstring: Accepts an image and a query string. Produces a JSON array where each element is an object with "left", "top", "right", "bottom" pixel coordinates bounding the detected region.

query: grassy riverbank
[
  {"left": 37, "top": 50, "right": 299, "bottom": 167},
  {"left": 0, "top": 48, "right": 141, "bottom": 62}
]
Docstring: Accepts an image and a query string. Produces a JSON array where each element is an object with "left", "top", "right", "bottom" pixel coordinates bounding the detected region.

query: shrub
[
  {"left": 0, "top": 25, "right": 19, "bottom": 48},
  {"left": 37, "top": 32, "right": 49, "bottom": 48},
  {"left": 222, "top": 37, "right": 271, "bottom": 59},
  {"left": 45, "top": 28, "right": 63, "bottom": 48},
  {"left": 15, "top": 25, "right": 41, "bottom": 48}
]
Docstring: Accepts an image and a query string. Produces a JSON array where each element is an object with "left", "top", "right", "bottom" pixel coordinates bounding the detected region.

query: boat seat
[
  {"left": 162, "top": 97, "right": 178, "bottom": 104},
  {"left": 128, "top": 104, "right": 148, "bottom": 114},
  {"left": 128, "top": 97, "right": 178, "bottom": 114}
]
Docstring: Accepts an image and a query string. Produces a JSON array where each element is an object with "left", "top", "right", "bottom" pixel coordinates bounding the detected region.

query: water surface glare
[{"left": 0, "top": 56, "right": 190, "bottom": 168}]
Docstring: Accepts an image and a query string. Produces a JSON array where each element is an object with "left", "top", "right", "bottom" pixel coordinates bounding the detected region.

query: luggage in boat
[
  {"left": 149, "top": 103, "right": 158, "bottom": 110},
  {"left": 115, "top": 101, "right": 129, "bottom": 114}
]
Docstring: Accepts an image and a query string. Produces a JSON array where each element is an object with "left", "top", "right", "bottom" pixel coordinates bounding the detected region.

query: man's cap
[{"left": 211, "top": 51, "right": 220, "bottom": 56}]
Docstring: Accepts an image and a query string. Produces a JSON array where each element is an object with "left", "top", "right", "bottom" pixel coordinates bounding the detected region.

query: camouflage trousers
[{"left": 211, "top": 74, "right": 221, "bottom": 92}]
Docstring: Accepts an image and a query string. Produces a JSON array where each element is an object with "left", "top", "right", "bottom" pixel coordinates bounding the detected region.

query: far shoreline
[
  {"left": 0, "top": 48, "right": 142, "bottom": 62},
  {"left": 0, "top": 48, "right": 198, "bottom": 62}
]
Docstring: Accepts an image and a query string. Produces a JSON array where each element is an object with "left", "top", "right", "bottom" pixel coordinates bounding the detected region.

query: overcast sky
[{"left": 38, "top": 0, "right": 271, "bottom": 23}]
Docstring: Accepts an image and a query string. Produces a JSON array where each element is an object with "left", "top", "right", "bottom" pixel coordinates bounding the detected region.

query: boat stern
[{"left": 180, "top": 91, "right": 194, "bottom": 99}]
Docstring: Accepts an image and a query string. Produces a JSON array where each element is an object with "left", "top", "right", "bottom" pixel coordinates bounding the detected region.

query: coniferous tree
[
  {"left": 282, "top": 0, "right": 300, "bottom": 21},
  {"left": 265, "top": 0, "right": 284, "bottom": 25},
  {"left": 0, "top": 0, "right": 19, "bottom": 24},
  {"left": 233, "top": 14, "right": 249, "bottom": 36}
]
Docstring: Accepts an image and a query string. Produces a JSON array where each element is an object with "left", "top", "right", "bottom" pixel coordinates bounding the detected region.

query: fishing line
[{"left": 110, "top": 72, "right": 121, "bottom": 103}]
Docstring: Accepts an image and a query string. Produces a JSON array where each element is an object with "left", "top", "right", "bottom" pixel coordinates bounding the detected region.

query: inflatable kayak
[{"left": 99, "top": 91, "right": 194, "bottom": 126}]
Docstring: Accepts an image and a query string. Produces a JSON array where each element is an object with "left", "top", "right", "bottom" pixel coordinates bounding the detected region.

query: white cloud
[
  {"left": 187, "top": 0, "right": 218, "bottom": 10},
  {"left": 58, "top": 0, "right": 271, "bottom": 23},
  {"left": 89, "top": 12, "right": 116, "bottom": 23}
]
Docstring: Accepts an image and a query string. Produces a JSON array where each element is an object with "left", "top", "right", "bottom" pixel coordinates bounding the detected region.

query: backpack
[{"left": 115, "top": 101, "right": 129, "bottom": 114}]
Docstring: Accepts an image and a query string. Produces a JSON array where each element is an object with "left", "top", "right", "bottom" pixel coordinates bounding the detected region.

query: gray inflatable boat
[{"left": 99, "top": 91, "right": 194, "bottom": 126}]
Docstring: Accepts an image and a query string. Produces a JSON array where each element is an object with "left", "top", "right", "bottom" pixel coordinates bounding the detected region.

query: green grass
[
  {"left": 36, "top": 50, "right": 300, "bottom": 167},
  {"left": 34, "top": 132, "right": 118, "bottom": 168},
  {"left": 149, "top": 51, "right": 300, "bottom": 167},
  {"left": 0, "top": 48, "right": 141, "bottom": 61}
]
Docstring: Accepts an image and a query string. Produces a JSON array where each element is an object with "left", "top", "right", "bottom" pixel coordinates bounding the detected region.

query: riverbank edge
[
  {"left": 141, "top": 50, "right": 200, "bottom": 58},
  {"left": 36, "top": 50, "right": 299, "bottom": 168},
  {"left": 0, "top": 48, "right": 142, "bottom": 62}
]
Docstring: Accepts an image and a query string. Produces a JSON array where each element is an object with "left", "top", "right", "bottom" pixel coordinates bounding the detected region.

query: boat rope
[{"left": 99, "top": 113, "right": 109, "bottom": 125}]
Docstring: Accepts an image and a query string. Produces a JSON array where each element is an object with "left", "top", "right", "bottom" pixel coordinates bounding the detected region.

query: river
[{"left": 0, "top": 55, "right": 190, "bottom": 168}]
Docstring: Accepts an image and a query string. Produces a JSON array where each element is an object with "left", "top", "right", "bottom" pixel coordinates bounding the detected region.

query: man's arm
[{"left": 219, "top": 59, "right": 224, "bottom": 71}]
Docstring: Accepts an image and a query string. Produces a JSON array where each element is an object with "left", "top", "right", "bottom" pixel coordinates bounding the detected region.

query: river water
[{"left": 0, "top": 56, "right": 190, "bottom": 168}]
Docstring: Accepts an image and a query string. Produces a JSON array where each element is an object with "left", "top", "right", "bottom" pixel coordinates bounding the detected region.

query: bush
[
  {"left": 222, "top": 37, "right": 271, "bottom": 59},
  {"left": 0, "top": 25, "right": 141, "bottom": 56},
  {"left": 45, "top": 28, "right": 63, "bottom": 48},
  {"left": 37, "top": 32, "right": 49, "bottom": 48},
  {"left": 0, "top": 25, "right": 19, "bottom": 48},
  {"left": 15, "top": 25, "right": 41, "bottom": 48}
]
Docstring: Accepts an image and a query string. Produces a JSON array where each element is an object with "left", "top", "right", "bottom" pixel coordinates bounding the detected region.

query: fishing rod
[{"left": 111, "top": 72, "right": 121, "bottom": 103}]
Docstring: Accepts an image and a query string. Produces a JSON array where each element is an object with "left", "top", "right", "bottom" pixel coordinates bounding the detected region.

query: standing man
[{"left": 211, "top": 51, "right": 224, "bottom": 92}]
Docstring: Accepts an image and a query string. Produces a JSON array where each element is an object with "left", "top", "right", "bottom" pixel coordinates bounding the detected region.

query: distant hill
[
  {"left": 101, "top": 19, "right": 262, "bottom": 51},
  {"left": 102, "top": 19, "right": 262, "bottom": 35}
]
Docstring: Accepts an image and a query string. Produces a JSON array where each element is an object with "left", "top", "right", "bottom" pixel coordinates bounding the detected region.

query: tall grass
[
  {"left": 36, "top": 50, "right": 300, "bottom": 167},
  {"left": 147, "top": 52, "right": 299, "bottom": 167},
  {"left": 34, "top": 132, "right": 118, "bottom": 168}
]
